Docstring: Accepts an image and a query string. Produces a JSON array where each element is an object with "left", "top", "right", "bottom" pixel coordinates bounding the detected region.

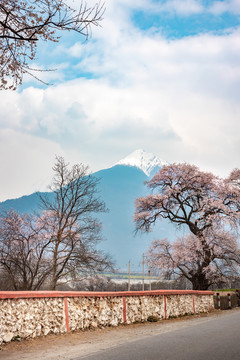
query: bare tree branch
[{"left": 0, "top": 1, "right": 105, "bottom": 89}]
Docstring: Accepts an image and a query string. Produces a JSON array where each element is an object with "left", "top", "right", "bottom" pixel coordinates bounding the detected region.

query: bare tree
[
  {"left": 39, "top": 156, "right": 112, "bottom": 290},
  {"left": 0, "top": 210, "right": 51, "bottom": 290},
  {"left": 0, "top": 0, "right": 105, "bottom": 89},
  {"left": 0, "top": 157, "right": 112, "bottom": 291}
]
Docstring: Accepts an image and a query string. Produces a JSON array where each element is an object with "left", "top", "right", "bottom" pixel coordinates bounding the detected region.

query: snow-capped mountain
[
  {"left": 114, "top": 149, "right": 168, "bottom": 176},
  {"left": 0, "top": 150, "right": 179, "bottom": 270}
]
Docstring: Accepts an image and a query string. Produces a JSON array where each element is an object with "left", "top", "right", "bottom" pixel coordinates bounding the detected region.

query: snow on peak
[{"left": 114, "top": 149, "right": 168, "bottom": 176}]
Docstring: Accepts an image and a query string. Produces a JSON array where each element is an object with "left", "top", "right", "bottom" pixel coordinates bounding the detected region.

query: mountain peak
[{"left": 114, "top": 149, "right": 168, "bottom": 176}]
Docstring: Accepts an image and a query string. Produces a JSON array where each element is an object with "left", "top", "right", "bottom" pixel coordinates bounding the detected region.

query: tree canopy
[
  {"left": 135, "top": 163, "right": 239, "bottom": 235},
  {"left": 147, "top": 228, "right": 239, "bottom": 290},
  {"left": 39, "top": 156, "right": 112, "bottom": 290},
  {"left": 0, "top": 0, "right": 104, "bottom": 89},
  {"left": 0, "top": 210, "right": 52, "bottom": 290},
  {"left": 135, "top": 163, "right": 240, "bottom": 290},
  {"left": 0, "top": 156, "right": 113, "bottom": 291}
]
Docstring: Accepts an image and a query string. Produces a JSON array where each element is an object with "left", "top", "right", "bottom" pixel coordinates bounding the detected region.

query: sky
[{"left": 0, "top": 0, "right": 240, "bottom": 201}]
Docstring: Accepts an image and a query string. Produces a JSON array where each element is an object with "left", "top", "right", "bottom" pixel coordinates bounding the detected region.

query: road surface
[{"left": 76, "top": 309, "right": 240, "bottom": 360}]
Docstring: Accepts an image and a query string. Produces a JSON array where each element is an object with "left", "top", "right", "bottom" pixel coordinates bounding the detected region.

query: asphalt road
[{"left": 75, "top": 310, "right": 240, "bottom": 360}]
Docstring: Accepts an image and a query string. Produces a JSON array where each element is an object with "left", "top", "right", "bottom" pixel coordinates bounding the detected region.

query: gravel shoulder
[{"left": 1, "top": 308, "right": 240, "bottom": 360}]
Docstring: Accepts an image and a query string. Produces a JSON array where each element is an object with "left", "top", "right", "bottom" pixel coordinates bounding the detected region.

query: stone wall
[{"left": 0, "top": 290, "right": 214, "bottom": 345}]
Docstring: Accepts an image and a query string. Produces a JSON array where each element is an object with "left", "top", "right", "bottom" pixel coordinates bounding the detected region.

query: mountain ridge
[{"left": 0, "top": 150, "right": 181, "bottom": 270}]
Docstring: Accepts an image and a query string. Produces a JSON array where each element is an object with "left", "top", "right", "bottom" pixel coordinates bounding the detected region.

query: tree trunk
[
  {"left": 50, "top": 273, "right": 57, "bottom": 290},
  {"left": 191, "top": 274, "right": 210, "bottom": 290},
  {"left": 50, "top": 243, "right": 58, "bottom": 290}
]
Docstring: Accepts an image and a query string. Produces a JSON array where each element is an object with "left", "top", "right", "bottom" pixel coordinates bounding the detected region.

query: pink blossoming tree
[
  {"left": 147, "top": 229, "right": 239, "bottom": 290},
  {"left": 0, "top": 210, "right": 52, "bottom": 290},
  {"left": 135, "top": 163, "right": 240, "bottom": 290}
]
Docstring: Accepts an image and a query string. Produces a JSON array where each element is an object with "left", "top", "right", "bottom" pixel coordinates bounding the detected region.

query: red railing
[{"left": 0, "top": 289, "right": 214, "bottom": 299}]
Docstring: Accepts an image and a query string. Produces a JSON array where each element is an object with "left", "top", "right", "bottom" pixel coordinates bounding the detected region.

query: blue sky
[{"left": 0, "top": 0, "right": 240, "bottom": 201}]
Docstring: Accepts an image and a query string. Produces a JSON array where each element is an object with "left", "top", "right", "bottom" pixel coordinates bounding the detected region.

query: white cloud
[
  {"left": 0, "top": 129, "right": 63, "bottom": 201},
  {"left": 209, "top": 0, "right": 240, "bottom": 15},
  {"left": 156, "top": 0, "right": 204, "bottom": 15},
  {"left": 103, "top": 0, "right": 204, "bottom": 16},
  {"left": 0, "top": 0, "right": 239, "bottom": 201}
]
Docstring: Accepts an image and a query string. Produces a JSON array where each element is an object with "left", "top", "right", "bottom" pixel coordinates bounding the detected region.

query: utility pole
[
  {"left": 128, "top": 260, "right": 131, "bottom": 291},
  {"left": 148, "top": 269, "right": 151, "bottom": 291},
  {"left": 142, "top": 253, "right": 145, "bottom": 291}
]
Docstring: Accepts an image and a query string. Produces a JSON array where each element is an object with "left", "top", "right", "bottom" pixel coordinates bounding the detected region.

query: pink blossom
[{"left": 135, "top": 163, "right": 240, "bottom": 290}]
